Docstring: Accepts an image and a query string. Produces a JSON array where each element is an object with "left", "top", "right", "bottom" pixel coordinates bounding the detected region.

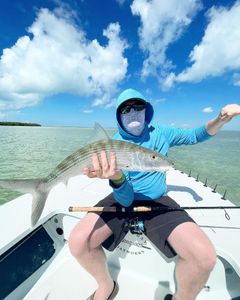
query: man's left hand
[{"left": 218, "top": 104, "right": 240, "bottom": 123}]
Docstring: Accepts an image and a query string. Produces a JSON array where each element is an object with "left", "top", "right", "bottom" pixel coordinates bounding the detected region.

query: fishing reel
[{"left": 124, "top": 217, "right": 145, "bottom": 235}]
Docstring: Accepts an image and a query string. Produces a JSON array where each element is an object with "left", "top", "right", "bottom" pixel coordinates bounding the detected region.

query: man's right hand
[{"left": 83, "top": 150, "right": 123, "bottom": 180}]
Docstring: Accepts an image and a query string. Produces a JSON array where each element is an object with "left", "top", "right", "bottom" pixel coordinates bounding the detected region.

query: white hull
[{"left": 0, "top": 169, "right": 240, "bottom": 300}]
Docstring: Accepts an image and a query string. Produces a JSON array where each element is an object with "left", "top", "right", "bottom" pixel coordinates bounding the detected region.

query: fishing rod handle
[
  {"left": 68, "top": 206, "right": 153, "bottom": 212},
  {"left": 69, "top": 206, "right": 117, "bottom": 212},
  {"left": 133, "top": 206, "right": 152, "bottom": 212}
]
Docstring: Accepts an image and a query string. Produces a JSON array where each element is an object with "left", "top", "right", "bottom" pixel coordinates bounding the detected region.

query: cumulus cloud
[
  {"left": 0, "top": 8, "right": 128, "bottom": 115},
  {"left": 131, "top": 0, "right": 202, "bottom": 80},
  {"left": 164, "top": 1, "right": 240, "bottom": 88},
  {"left": 202, "top": 107, "right": 213, "bottom": 113}
]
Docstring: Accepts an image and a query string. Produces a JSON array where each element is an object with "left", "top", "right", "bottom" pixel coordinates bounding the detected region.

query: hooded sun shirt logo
[{"left": 120, "top": 108, "right": 146, "bottom": 136}]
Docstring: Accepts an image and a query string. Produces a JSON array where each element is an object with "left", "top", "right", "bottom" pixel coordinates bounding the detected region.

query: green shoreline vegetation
[{"left": 0, "top": 122, "right": 41, "bottom": 127}]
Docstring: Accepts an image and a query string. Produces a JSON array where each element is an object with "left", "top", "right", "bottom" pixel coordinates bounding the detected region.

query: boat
[{"left": 0, "top": 168, "right": 240, "bottom": 300}]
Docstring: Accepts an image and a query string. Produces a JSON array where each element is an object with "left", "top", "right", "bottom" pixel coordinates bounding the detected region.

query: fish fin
[
  {"left": 95, "top": 122, "right": 111, "bottom": 140},
  {"left": 0, "top": 179, "right": 42, "bottom": 194},
  {"left": 0, "top": 179, "right": 49, "bottom": 226},
  {"left": 31, "top": 188, "right": 49, "bottom": 226},
  {"left": 89, "top": 122, "right": 112, "bottom": 142}
]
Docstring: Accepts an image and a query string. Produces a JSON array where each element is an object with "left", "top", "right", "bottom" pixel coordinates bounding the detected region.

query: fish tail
[
  {"left": 31, "top": 188, "right": 49, "bottom": 226},
  {"left": 0, "top": 178, "right": 49, "bottom": 226},
  {"left": 0, "top": 178, "right": 43, "bottom": 193}
]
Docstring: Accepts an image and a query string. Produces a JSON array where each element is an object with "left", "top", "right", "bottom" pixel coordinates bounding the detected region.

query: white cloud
[
  {"left": 83, "top": 109, "right": 93, "bottom": 113},
  {"left": 0, "top": 111, "right": 7, "bottom": 119},
  {"left": 233, "top": 73, "right": 240, "bottom": 86},
  {"left": 164, "top": 1, "right": 240, "bottom": 88},
  {"left": 202, "top": 107, "right": 213, "bottom": 113},
  {"left": 115, "top": 0, "right": 127, "bottom": 5},
  {"left": 0, "top": 8, "right": 128, "bottom": 115},
  {"left": 131, "top": 0, "right": 202, "bottom": 80},
  {"left": 155, "top": 98, "right": 166, "bottom": 103}
]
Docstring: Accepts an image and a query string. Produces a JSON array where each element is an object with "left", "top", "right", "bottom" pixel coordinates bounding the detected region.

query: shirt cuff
[
  {"left": 109, "top": 179, "right": 134, "bottom": 207},
  {"left": 195, "top": 125, "right": 212, "bottom": 141}
]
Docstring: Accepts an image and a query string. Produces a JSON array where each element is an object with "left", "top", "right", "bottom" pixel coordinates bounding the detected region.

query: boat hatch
[{"left": 0, "top": 214, "right": 65, "bottom": 300}]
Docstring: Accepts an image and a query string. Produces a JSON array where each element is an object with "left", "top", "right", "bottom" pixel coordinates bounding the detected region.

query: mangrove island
[{"left": 0, "top": 122, "right": 41, "bottom": 127}]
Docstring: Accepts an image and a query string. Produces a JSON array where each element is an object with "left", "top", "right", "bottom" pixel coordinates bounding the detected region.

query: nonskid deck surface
[
  {"left": 23, "top": 246, "right": 170, "bottom": 300},
  {"left": 23, "top": 240, "right": 240, "bottom": 300}
]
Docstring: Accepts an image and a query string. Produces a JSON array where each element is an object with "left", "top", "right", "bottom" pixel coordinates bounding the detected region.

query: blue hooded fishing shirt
[{"left": 110, "top": 89, "right": 212, "bottom": 206}]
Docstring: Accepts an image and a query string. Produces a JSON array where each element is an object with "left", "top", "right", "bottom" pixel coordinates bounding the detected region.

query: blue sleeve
[
  {"left": 164, "top": 125, "right": 212, "bottom": 147},
  {"left": 109, "top": 173, "right": 134, "bottom": 206}
]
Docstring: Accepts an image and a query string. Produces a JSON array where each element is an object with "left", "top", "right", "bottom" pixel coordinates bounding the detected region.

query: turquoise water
[
  {"left": 0, "top": 126, "right": 239, "bottom": 205},
  {"left": 169, "top": 130, "right": 240, "bottom": 204}
]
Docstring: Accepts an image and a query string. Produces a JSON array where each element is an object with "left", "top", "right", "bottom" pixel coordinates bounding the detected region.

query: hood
[{"left": 115, "top": 88, "right": 154, "bottom": 141}]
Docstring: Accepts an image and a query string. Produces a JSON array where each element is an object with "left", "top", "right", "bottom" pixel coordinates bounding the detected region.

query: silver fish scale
[
  {"left": 45, "top": 139, "right": 172, "bottom": 184},
  {"left": 47, "top": 140, "right": 133, "bottom": 178}
]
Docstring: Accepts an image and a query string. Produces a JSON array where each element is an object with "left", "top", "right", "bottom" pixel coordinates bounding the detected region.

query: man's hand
[
  {"left": 206, "top": 103, "right": 240, "bottom": 135},
  {"left": 218, "top": 104, "right": 240, "bottom": 123},
  {"left": 83, "top": 150, "right": 123, "bottom": 180}
]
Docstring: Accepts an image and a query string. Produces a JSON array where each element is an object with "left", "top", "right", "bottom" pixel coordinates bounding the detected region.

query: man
[{"left": 69, "top": 88, "right": 240, "bottom": 300}]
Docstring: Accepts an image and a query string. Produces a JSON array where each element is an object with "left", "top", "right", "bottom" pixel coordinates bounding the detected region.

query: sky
[{"left": 0, "top": 0, "right": 240, "bottom": 129}]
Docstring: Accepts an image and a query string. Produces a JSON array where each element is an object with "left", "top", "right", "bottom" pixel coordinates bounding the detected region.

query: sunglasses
[{"left": 119, "top": 102, "right": 146, "bottom": 114}]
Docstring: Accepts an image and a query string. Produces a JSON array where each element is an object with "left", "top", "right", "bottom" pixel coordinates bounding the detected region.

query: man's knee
[
  {"left": 68, "top": 214, "right": 112, "bottom": 258},
  {"left": 198, "top": 245, "right": 216, "bottom": 273},
  {"left": 169, "top": 222, "right": 217, "bottom": 273},
  {"left": 68, "top": 229, "right": 90, "bottom": 258},
  {"left": 186, "top": 241, "right": 217, "bottom": 273}
]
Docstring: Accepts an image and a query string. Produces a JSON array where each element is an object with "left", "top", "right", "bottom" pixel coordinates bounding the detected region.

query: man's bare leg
[
  {"left": 69, "top": 213, "right": 114, "bottom": 300},
  {"left": 167, "top": 222, "right": 216, "bottom": 300}
]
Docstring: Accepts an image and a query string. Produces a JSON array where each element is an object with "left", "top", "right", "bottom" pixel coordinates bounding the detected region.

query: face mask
[{"left": 120, "top": 108, "right": 146, "bottom": 136}]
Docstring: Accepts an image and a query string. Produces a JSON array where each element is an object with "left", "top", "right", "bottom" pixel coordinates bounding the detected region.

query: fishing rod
[
  {"left": 69, "top": 205, "right": 240, "bottom": 233},
  {"left": 69, "top": 205, "right": 240, "bottom": 213}
]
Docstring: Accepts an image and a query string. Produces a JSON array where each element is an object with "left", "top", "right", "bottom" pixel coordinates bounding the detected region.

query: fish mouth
[
  {"left": 140, "top": 165, "right": 173, "bottom": 173},
  {"left": 158, "top": 165, "right": 174, "bottom": 172}
]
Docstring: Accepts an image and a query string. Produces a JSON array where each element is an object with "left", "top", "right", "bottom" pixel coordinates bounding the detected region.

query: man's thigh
[
  {"left": 167, "top": 222, "right": 215, "bottom": 259},
  {"left": 143, "top": 196, "right": 196, "bottom": 258},
  {"left": 71, "top": 212, "right": 113, "bottom": 249}
]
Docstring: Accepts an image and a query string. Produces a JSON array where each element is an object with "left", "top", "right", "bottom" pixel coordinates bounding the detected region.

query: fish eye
[{"left": 152, "top": 155, "right": 156, "bottom": 159}]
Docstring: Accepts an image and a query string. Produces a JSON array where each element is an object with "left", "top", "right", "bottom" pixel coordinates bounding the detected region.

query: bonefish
[{"left": 0, "top": 125, "right": 173, "bottom": 226}]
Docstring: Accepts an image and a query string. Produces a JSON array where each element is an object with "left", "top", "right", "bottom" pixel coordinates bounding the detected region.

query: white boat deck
[{"left": 1, "top": 169, "right": 240, "bottom": 300}]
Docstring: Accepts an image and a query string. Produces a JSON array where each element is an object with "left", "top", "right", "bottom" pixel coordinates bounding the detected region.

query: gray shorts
[{"left": 93, "top": 194, "right": 195, "bottom": 258}]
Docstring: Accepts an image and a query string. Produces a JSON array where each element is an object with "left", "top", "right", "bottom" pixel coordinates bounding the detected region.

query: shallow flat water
[{"left": 0, "top": 126, "right": 239, "bottom": 205}]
